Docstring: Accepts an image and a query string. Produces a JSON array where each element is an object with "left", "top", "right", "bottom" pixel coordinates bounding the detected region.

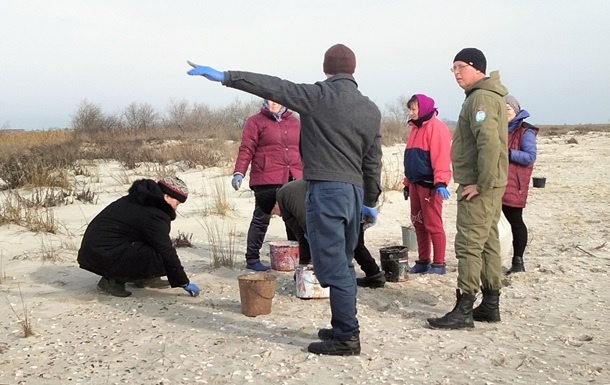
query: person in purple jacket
[
  {"left": 231, "top": 99, "right": 302, "bottom": 271},
  {"left": 501, "top": 95, "right": 538, "bottom": 275}
]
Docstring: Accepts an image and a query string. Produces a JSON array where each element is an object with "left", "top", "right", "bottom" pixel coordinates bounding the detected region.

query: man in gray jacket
[{"left": 187, "top": 43, "right": 382, "bottom": 356}]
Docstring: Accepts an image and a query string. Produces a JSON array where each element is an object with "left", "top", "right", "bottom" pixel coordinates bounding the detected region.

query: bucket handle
[{"left": 300, "top": 277, "right": 322, "bottom": 285}]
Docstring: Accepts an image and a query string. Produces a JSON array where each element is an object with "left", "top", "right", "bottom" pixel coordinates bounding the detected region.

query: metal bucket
[
  {"left": 295, "top": 265, "right": 329, "bottom": 299},
  {"left": 401, "top": 225, "right": 418, "bottom": 252},
  {"left": 237, "top": 273, "right": 277, "bottom": 317},
  {"left": 269, "top": 241, "right": 299, "bottom": 271}
]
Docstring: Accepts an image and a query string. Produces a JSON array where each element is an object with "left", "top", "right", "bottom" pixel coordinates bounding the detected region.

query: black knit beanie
[{"left": 453, "top": 48, "right": 487, "bottom": 74}]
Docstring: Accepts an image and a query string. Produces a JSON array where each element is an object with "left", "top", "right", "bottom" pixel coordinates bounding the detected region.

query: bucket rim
[
  {"left": 269, "top": 240, "right": 299, "bottom": 247},
  {"left": 237, "top": 272, "right": 277, "bottom": 281}
]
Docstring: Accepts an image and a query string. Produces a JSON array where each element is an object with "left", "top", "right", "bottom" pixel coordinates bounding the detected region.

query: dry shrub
[
  {"left": 0, "top": 190, "right": 58, "bottom": 233},
  {"left": 172, "top": 231, "right": 194, "bottom": 248},
  {"left": 73, "top": 185, "right": 98, "bottom": 204},
  {"left": 0, "top": 140, "right": 79, "bottom": 190},
  {"left": 29, "top": 187, "right": 72, "bottom": 207}
]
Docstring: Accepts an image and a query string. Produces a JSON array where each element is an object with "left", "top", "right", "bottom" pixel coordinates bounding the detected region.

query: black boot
[
  {"left": 427, "top": 289, "right": 475, "bottom": 329},
  {"left": 308, "top": 334, "right": 361, "bottom": 356},
  {"left": 131, "top": 277, "right": 170, "bottom": 289},
  {"left": 356, "top": 271, "right": 386, "bottom": 288},
  {"left": 507, "top": 256, "right": 525, "bottom": 274},
  {"left": 97, "top": 277, "right": 132, "bottom": 297},
  {"left": 473, "top": 287, "right": 501, "bottom": 322}
]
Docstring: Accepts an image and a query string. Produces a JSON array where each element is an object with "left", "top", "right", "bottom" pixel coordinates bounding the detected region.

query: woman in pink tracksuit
[{"left": 403, "top": 94, "right": 452, "bottom": 274}]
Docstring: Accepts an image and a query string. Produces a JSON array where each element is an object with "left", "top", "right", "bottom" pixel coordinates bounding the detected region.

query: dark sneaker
[
  {"left": 131, "top": 277, "right": 170, "bottom": 289},
  {"left": 356, "top": 271, "right": 386, "bottom": 288},
  {"left": 97, "top": 277, "right": 132, "bottom": 297},
  {"left": 307, "top": 335, "right": 361, "bottom": 356},
  {"left": 317, "top": 328, "right": 334, "bottom": 341},
  {"left": 409, "top": 260, "right": 431, "bottom": 274},
  {"left": 246, "top": 259, "right": 270, "bottom": 271},
  {"left": 427, "top": 263, "right": 446, "bottom": 275}
]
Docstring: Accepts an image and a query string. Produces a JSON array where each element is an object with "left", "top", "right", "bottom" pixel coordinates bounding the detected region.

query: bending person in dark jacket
[
  {"left": 276, "top": 179, "right": 385, "bottom": 288},
  {"left": 78, "top": 177, "right": 200, "bottom": 298},
  {"left": 187, "top": 43, "right": 382, "bottom": 356}
]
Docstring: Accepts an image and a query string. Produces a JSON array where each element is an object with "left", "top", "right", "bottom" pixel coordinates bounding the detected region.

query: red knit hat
[
  {"left": 158, "top": 176, "right": 188, "bottom": 203},
  {"left": 323, "top": 44, "right": 356, "bottom": 75}
]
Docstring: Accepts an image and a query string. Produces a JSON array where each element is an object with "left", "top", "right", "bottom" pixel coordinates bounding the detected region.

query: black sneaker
[
  {"left": 131, "top": 277, "right": 170, "bottom": 289},
  {"left": 356, "top": 271, "right": 386, "bottom": 288},
  {"left": 97, "top": 277, "right": 132, "bottom": 297},
  {"left": 308, "top": 335, "right": 361, "bottom": 356}
]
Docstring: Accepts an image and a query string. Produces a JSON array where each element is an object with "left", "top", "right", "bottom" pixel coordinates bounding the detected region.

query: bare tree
[{"left": 122, "top": 102, "right": 159, "bottom": 132}]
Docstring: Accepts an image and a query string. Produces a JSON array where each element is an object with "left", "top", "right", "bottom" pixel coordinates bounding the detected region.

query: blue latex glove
[
  {"left": 186, "top": 61, "right": 225, "bottom": 82},
  {"left": 361, "top": 205, "right": 378, "bottom": 230},
  {"left": 231, "top": 174, "right": 243, "bottom": 191},
  {"left": 183, "top": 283, "right": 200, "bottom": 297},
  {"left": 436, "top": 186, "right": 450, "bottom": 200},
  {"left": 403, "top": 187, "right": 409, "bottom": 200}
]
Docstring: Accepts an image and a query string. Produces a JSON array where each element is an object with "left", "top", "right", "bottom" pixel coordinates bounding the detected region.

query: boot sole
[
  {"left": 473, "top": 317, "right": 501, "bottom": 323},
  {"left": 426, "top": 321, "right": 474, "bottom": 330}
]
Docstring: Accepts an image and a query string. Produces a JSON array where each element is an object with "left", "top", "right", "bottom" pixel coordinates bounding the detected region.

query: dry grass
[
  {"left": 200, "top": 219, "right": 237, "bottom": 268},
  {"left": 6, "top": 284, "right": 34, "bottom": 337},
  {"left": 204, "top": 179, "right": 234, "bottom": 216},
  {"left": 38, "top": 237, "right": 62, "bottom": 263},
  {"left": 0, "top": 190, "right": 59, "bottom": 233},
  {"left": 0, "top": 253, "right": 6, "bottom": 284},
  {"left": 0, "top": 128, "right": 73, "bottom": 148}
]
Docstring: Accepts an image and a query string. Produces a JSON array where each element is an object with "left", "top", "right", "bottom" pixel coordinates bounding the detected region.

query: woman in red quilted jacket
[
  {"left": 503, "top": 95, "right": 538, "bottom": 274},
  {"left": 231, "top": 100, "right": 302, "bottom": 271}
]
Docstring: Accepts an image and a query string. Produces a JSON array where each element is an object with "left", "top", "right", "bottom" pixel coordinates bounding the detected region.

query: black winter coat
[{"left": 77, "top": 179, "right": 189, "bottom": 287}]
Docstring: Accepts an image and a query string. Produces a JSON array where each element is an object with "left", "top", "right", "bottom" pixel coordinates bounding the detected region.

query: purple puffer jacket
[
  {"left": 233, "top": 107, "right": 302, "bottom": 187},
  {"left": 502, "top": 110, "right": 538, "bottom": 208}
]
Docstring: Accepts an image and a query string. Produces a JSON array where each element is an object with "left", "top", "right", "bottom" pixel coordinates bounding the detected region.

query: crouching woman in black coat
[{"left": 78, "top": 177, "right": 199, "bottom": 298}]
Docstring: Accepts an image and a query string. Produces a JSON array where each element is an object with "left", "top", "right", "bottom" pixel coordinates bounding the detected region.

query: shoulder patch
[{"left": 475, "top": 110, "right": 486, "bottom": 122}]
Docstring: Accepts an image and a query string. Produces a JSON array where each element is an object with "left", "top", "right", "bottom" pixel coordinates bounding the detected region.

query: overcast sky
[{"left": 2, "top": 0, "right": 609, "bottom": 130}]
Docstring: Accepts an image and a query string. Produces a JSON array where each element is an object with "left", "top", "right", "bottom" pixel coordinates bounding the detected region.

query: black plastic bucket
[
  {"left": 379, "top": 246, "right": 409, "bottom": 282},
  {"left": 532, "top": 177, "right": 546, "bottom": 188}
]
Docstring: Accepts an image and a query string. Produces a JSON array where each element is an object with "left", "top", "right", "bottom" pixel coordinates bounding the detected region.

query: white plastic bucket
[{"left": 295, "top": 266, "right": 329, "bottom": 299}]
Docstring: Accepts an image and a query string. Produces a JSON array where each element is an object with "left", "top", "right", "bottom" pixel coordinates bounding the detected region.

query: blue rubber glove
[
  {"left": 361, "top": 205, "right": 378, "bottom": 230},
  {"left": 436, "top": 186, "right": 450, "bottom": 200},
  {"left": 186, "top": 61, "right": 225, "bottom": 82},
  {"left": 403, "top": 187, "right": 409, "bottom": 200},
  {"left": 231, "top": 174, "right": 243, "bottom": 191},
  {"left": 183, "top": 283, "right": 200, "bottom": 297}
]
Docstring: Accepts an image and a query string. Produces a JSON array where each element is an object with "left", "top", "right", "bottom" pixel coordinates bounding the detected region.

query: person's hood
[
  {"left": 464, "top": 70, "right": 508, "bottom": 99},
  {"left": 509, "top": 109, "right": 531, "bottom": 132},
  {"left": 128, "top": 179, "right": 176, "bottom": 220}
]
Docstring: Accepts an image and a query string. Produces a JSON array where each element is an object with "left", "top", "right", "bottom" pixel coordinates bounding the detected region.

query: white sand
[{"left": 1, "top": 132, "right": 609, "bottom": 384}]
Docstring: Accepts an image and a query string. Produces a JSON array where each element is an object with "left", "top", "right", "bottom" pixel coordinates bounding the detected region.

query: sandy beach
[{"left": 1, "top": 131, "right": 609, "bottom": 385}]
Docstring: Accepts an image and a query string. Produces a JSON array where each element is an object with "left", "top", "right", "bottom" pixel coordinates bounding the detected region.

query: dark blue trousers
[{"left": 306, "top": 181, "right": 362, "bottom": 340}]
